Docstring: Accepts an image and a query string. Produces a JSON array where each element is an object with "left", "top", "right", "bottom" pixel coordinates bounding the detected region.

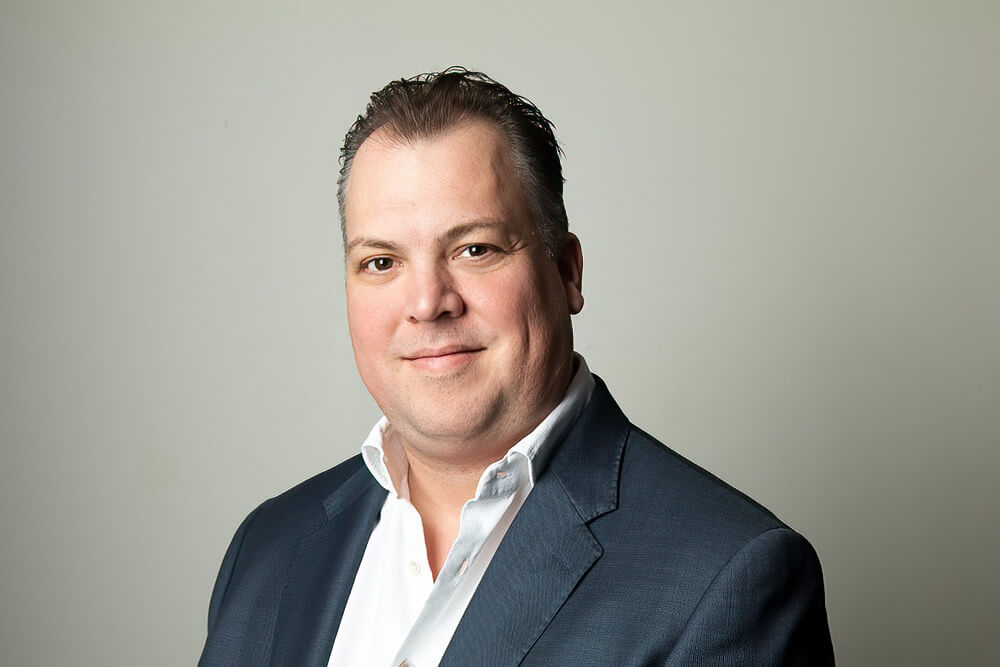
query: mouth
[{"left": 402, "top": 345, "right": 485, "bottom": 371}]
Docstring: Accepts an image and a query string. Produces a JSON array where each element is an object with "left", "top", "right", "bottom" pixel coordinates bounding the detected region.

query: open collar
[
  {"left": 440, "top": 375, "right": 630, "bottom": 666},
  {"left": 268, "top": 373, "right": 627, "bottom": 667}
]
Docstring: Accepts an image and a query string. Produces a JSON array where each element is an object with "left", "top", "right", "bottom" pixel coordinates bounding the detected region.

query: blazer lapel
[
  {"left": 441, "top": 377, "right": 630, "bottom": 666},
  {"left": 269, "top": 468, "right": 388, "bottom": 666}
]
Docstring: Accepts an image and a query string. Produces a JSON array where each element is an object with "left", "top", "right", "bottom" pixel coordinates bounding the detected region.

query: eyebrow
[
  {"left": 438, "top": 220, "right": 508, "bottom": 245},
  {"left": 345, "top": 220, "right": 509, "bottom": 255},
  {"left": 345, "top": 237, "right": 400, "bottom": 254}
]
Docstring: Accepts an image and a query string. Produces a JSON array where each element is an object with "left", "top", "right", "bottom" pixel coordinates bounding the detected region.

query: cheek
[
  {"left": 469, "top": 271, "right": 551, "bottom": 339},
  {"left": 347, "top": 291, "right": 395, "bottom": 360}
]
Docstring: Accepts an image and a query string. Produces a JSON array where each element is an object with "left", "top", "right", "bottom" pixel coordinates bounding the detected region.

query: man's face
[{"left": 343, "top": 120, "right": 583, "bottom": 462}]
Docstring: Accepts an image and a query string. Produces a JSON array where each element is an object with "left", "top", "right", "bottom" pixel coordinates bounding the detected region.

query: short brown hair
[{"left": 337, "top": 67, "right": 568, "bottom": 256}]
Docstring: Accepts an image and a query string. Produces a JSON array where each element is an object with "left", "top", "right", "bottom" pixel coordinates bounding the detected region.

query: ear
[{"left": 557, "top": 232, "right": 584, "bottom": 314}]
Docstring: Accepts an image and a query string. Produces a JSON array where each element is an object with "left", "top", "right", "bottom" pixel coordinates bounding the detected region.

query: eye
[
  {"left": 459, "top": 245, "right": 492, "bottom": 258},
  {"left": 362, "top": 257, "right": 394, "bottom": 272}
]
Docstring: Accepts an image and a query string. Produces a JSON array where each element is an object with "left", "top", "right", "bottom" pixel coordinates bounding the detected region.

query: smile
[{"left": 402, "top": 346, "right": 485, "bottom": 372}]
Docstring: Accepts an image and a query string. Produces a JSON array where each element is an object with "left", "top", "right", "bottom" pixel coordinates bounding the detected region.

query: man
[{"left": 200, "top": 68, "right": 834, "bottom": 666}]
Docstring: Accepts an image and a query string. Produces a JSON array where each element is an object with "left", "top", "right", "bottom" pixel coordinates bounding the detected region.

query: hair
[{"left": 337, "top": 67, "right": 568, "bottom": 256}]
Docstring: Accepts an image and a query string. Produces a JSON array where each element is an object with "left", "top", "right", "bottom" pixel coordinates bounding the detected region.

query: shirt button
[
  {"left": 495, "top": 470, "right": 507, "bottom": 479},
  {"left": 458, "top": 559, "right": 469, "bottom": 575},
  {"left": 407, "top": 561, "right": 420, "bottom": 575}
]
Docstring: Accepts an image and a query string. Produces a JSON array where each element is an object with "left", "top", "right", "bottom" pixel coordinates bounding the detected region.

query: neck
[
  {"left": 403, "top": 449, "right": 482, "bottom": 579},
  {"left": 404, "top": 447, "right": 483, "bottom": 515}
]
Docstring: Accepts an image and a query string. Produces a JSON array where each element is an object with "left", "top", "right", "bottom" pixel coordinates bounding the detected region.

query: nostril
[{"left": 406, "top": 275, "right": 464, "bottom": 322}]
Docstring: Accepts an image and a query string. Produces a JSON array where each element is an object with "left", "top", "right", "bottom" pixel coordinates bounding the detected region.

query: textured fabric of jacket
[{"left": 200, "top": 375, "right": 835, "bottom": 666}]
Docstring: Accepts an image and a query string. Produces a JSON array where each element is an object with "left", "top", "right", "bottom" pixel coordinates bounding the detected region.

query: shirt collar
[{"left": 361, "top": 354, "right": 596, "bottom": 500}]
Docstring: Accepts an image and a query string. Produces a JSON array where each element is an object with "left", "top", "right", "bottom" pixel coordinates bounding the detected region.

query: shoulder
[
  {"left": 563, "top": 376, "right": 789, "bottom": 552},
  {"left": 579, "top": 421, "right": 829, "bottom": 635},
  {"left": 234, "top": 455, "right": 375, "bottom": 552},
  {"left": 532, "top": 387, "right": 833, "bottom": 661},
  {"left": 588, "top": 420, "right": 804, "bottom": 589},
  {"left": 618, "top": 430, "right": 835, "bottom": 662},
  {"left": 620, "top": 424, "right": 783, "bottom": 538},
  {"left": 262, "top": 454, "right": 371, "bottom": 514}
]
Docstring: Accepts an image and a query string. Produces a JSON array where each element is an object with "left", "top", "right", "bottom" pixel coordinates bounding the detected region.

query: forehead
[{"left": 343, "top": 120, "right": 529, "bottom": 241}]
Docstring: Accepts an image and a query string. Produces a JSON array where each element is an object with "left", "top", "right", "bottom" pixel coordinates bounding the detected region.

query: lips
[
  {"left": 402, "top": 344, "right": 484, "bottom": 361},
  {"left": 401, "top": 345, "right": 485, "bottom": 372}
]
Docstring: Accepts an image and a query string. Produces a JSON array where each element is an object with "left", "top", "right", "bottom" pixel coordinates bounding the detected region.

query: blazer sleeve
[
  {"left": 665, "top": 527, "right": 835, "bottom": 666},
  {"left": 205, "top": 507, "right": 260, "bottom": 633}
]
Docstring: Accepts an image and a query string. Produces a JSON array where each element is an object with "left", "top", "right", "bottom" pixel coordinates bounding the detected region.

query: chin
[{"left": 396, "top": 390, "right": 506, "bottom": 445}]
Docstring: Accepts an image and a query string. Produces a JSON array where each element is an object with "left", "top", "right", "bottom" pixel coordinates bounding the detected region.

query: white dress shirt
[{"left": 328, "top": 356, "right": 595, "bottom": 667}]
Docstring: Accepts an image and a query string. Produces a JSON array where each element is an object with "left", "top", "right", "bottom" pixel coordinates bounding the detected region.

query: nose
[{"left": 406, "top": 264, "right": 465, "bottom": 323}]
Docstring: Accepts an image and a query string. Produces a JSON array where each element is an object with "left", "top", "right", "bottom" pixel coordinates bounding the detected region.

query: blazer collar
[
  {"left": 440, "top": 374, "right": 629, "bottom": 666},
  {"left": 269, "top": 465, "right": 387, "bottom": 666},
  {"left": 268, "top": 374, "right": 629, "bottom": 667},
  {"left": 545, "top": 374, "right": 628, "bottom": 521}
]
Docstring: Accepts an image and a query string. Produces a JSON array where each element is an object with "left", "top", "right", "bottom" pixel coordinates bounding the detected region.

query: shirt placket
[{"left": 391, "top": 457, "right": 526, "bottom": 667}]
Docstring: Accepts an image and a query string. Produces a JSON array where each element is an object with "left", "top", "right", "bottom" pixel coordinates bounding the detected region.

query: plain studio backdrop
[{"left": 1, "top": 2, "right": 997, "bottom": 665}]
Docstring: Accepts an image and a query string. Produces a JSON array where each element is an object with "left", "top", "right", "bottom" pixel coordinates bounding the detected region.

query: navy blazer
[{"left": 200, "top": 377, "right": 834, "bottom": 665}]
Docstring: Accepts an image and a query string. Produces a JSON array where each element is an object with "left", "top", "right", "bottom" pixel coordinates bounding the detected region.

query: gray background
[{"left": 2, "top": 1, "right": 997, "bottom": 665}]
